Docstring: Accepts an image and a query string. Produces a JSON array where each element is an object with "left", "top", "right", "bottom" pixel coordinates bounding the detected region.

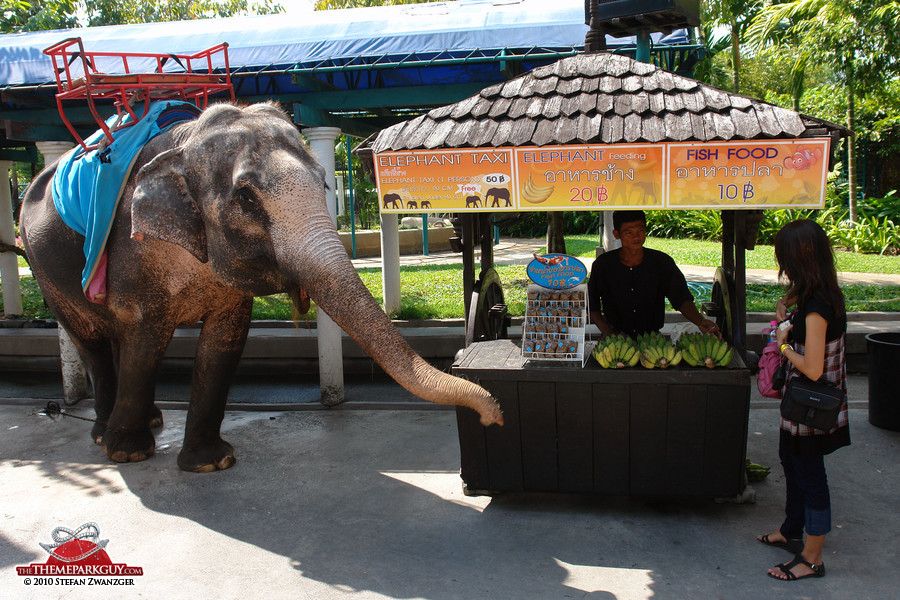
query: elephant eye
[{"left": 235, "top": 187, "right": 258, "bottom": 210}]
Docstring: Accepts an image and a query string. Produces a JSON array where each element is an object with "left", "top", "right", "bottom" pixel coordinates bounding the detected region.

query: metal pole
[
  {"left": 635, "top": 30, "right": 651, "bottom": 63},
  {"left": 344, "top": 135, "right": 356, "bottom": 258}
]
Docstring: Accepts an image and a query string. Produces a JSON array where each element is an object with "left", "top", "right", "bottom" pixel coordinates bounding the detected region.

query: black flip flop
[
  {"left": 757, "top": 533, "right": 804, "bottom": 554},
  {"left": 768, "top": 554, "right": 826, "bottom": 581}
]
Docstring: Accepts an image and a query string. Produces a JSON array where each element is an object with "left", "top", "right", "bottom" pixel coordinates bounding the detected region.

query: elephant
[
  {"left": 406, "top": 200, "right": 418, "bottom": 210},
  {"left": 382, "top": 193, "right": 402, "bottom": 209},
  {"left": 20, "top": 102, "right": 502, "bottom": 472},
  {"left": 420, "top": 201, "right": 432, "bottom": 209},
  {"left": 485, "top": 187, "right": 511, "bottom": 208},
  {"left": 465, "top": 195, "right": 481, "bottom": 208}
]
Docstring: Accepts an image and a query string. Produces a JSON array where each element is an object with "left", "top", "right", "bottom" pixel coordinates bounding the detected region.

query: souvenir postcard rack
[{"left": 521, "top": 283, "right": 588, "bottom": 364}]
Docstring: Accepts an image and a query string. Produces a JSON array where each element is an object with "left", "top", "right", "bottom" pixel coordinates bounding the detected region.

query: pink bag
[{"left": 757, "top": 341, "right": 785, "bottom": 398}]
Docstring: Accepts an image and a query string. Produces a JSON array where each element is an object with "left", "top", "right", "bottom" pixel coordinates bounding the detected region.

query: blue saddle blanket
[{"left": 52, "top": 101, "right": 201, "bottom": 303}]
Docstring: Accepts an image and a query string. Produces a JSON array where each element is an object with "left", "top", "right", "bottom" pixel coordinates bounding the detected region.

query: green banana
[
  {"left": 683, "top": 343, "right": 699, "bottom": 366},
  {"left": 713, "top": 339, "right": 729, "bottom": 363},
  {"left": 628, "top": 350, "right": 641, "bottom": 367},
  {"left": 717, "top": 346, "right": 734, "bottom": 367}
]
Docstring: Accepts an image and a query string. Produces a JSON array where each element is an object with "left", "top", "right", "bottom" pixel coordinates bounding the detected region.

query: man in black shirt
[{"left": 588, "top": 210, "right": 720, "bottom": 339}]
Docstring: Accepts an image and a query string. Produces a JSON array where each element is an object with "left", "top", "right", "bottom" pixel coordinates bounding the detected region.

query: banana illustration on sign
[{"left": 521, "top": 174, "right": 555, "bottom": 204}]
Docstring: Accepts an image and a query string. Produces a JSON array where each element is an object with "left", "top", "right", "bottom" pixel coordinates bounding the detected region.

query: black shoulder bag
[{"left": 780, "top": 376, "right": 843, "bottom": 431}]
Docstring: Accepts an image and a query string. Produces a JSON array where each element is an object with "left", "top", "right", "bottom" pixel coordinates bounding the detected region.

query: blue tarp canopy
[{"left": 0, "top": 0, "right": 695, "bottom": 142}]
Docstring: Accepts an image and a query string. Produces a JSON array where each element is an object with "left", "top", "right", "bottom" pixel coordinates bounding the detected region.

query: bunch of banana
[
  {"left": 636, "top": 331, "right": 668, "bottom": 350},
  {"left": 638, "top": 338, "right": 682, "bottom": 369},
  {"left": 521, "top": 175, "right": 554, "bottom": 204},
  {"left": 592, "top": 335, "right": 640, "bottom": 369},
  {"left": 677, "top": 333, "right": 734, "bottom": 368}
]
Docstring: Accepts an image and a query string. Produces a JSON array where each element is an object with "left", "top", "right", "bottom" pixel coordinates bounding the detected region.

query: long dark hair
[{"left": 774, "top": 219, "right": 845, "bottom": 317}]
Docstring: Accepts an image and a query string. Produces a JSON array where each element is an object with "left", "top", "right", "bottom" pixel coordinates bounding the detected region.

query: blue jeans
[{"left": 779, "top": 444, "right": 832, "bottom": 538}]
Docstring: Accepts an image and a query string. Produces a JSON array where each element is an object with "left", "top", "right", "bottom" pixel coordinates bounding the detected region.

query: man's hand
[
  {"left": 678, "top": 300, "right": 722, "bottom": 340},
  {"left": 698, "top": 318, "right": 721, "bottom": 340},
  {"left": 590, "top": 310, "right": 617, "bottom": 337}
]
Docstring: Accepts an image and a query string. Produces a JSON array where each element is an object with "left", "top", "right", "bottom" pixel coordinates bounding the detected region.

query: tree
[
  {"left": 748, "top": 0, "right": 900, "bottom": 222},
  {"left": 1, "top": 0, "right": 78, "bottom": 32},
  {"left": 1, "top": 0, "right": 282, "bottom": 32},
  {"left": 81, "top": 0, "right": 282, "bottom": 26},
  {"left": 703, "top": 0, "right": 764, "bottom": 93},
  {"left": 314, "top": 0, "right": 439, "bottom": 8},
  {"left": 692, "top": 20, "right": 733, "bottom": 90}
]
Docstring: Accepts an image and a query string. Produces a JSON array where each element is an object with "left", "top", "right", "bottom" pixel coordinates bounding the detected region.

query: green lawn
[{"left": 5, "top": 235, "right": 899, "bottom": 320}]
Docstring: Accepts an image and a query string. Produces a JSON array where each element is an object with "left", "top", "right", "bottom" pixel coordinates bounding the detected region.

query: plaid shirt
[{"left": 781, "top": 334, "right": 850, "bottom": 436}]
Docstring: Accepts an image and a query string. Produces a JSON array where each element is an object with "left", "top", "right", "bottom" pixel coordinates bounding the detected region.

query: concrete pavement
[
  {"left": 2, "top": 236, "right": 899, "bottom": 599},
  {"left": 1, "top": 374, "right": 898, "bottom": 600}
]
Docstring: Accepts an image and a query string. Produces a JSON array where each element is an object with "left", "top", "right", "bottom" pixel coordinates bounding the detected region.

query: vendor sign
[
  {"left": 667, "top": 139, "right": 831, "bottom": 209},
  {"left": 526, "top": 254, "right": 587, "bottom": 290},
  {"left": 515, "top": 144, "right": 664, "bottom": 210},
  {"left": 373, "top": 138, "right": 831, "bottom": 212},
  {"left": 375, "top": 148, "right": 514, "bottom": 213}
]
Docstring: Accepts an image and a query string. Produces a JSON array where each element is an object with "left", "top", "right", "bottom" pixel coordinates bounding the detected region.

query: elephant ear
[{"left": 131, "top": 148, "right": 208, "bottom": 263}]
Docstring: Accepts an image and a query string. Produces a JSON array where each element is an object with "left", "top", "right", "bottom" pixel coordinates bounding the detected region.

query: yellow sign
[
  {"left": 515, "top": 145, "right": 664, "bottom": 210},
  {"left": 373, "top": 138, "right": 831, "bottom": 212},
  {"left": 375, "top": 148, "right": 514, "bottom": 212},
  {"left": 667, "top": 139, "right": 831, "bottom": 209}
]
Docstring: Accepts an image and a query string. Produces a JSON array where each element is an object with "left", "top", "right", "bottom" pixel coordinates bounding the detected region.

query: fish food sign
[{"left": 373, "top": 138, "right": 830, "bottom": 212}]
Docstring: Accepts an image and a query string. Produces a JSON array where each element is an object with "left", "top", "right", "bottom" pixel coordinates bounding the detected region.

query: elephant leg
[
  {"left": 101, "top": 330, "right": 170, "bottom": 463},
  {"left": 90, "top": 339, "right": 162, "bottom": 442},
  {"left": 178, "top": 300, "right": 252, "bottom": 472},
  {"left": 84, "top": 340, "right": 119, "bottom": 444}
]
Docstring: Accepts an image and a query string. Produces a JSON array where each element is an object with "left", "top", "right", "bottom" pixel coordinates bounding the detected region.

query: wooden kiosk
[{"left": 360, "top": 49, "right": 848, "bottom": 498}]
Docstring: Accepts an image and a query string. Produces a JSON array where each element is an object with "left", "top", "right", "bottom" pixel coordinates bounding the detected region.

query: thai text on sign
[{"left": 373, "top": 138, "right": 831, "bottom": 212}]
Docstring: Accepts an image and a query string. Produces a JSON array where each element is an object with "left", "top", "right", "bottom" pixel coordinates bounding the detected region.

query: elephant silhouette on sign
[
  {"left": 465, "top": 195, "right": 481, "bottom": 208},
  {"left": 420, "top": 201, "right": 432, "bottom": 209},
  {"left": 407, "top": 200, "right": 418, "bottom": 210},
  {"left": 383, "top": 193, "right": 403, "bottom": 209},
  {"left": 486, "top": 187, "right": 511, "bottom": 207}
]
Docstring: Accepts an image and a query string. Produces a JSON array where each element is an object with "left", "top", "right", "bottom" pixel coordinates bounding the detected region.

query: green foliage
[
  {"left": 334, "top": 136, "right": 380, "bottom": 231},
  {"left": 645, "top": 210, "right": 723, "bottom": 241},
  {"left": 692, "top": 23, "right": 732, "bottom": 90},
  {"left": 314, "top": 0, "right": 440, "bottom": 9},
  {"left": 1, "top": 0, "right": 78, "bottom": 33},
  {"left": 1, "top": 0, "right": 282, "bottom": 32},
  {"left": 501, "top": 212, "right": 601, "bottom": 238},
  {"left": 6, "top": 238, "right": 899, "bottom": 320}
]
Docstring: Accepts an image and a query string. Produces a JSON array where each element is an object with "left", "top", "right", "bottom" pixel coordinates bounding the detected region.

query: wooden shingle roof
[{"left": 366, "top": 52, "right": 849, "bottom": 153}]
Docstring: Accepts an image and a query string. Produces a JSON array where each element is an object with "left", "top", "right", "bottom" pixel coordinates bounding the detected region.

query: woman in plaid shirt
[{"left": 758, "top": 219, "right": 850, "bottom": 582}]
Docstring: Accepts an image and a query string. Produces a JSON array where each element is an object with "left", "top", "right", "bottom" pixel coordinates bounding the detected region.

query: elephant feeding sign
[{"left": 373, "top": 138, "right": 830, "bottom": 212}]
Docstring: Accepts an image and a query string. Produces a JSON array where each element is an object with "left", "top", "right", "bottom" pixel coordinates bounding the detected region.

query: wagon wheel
[
  {"left": 707, "top": 267, "right": 738, "bottom": 345},
  {"left": 465, "top": 268, "right": 509, "bottom": 346}
]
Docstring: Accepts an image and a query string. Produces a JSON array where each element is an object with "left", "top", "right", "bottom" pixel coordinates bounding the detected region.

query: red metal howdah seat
[{"left": 44, "top": 37, "right": 234, "bottom": 150}]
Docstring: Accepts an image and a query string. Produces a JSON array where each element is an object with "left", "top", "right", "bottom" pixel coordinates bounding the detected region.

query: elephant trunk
[{"left": 282, "top": 216, "right": 503, "bottom": 426}]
